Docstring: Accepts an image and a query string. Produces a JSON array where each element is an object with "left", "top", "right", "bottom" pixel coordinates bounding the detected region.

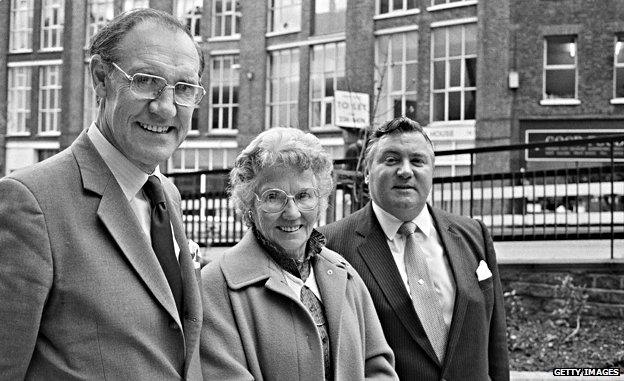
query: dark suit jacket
[
  {"left": 319, "top": 203, "right": 509, "bottom": 381},
  {"left": 0, "top": 132, "right": 202, "bottom": 380}
]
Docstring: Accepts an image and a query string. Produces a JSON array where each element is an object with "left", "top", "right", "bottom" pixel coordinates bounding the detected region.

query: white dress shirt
[
  {"left": 283, "top": 266, "right": 323, "bottom": 303},
  {"left": 372, "top": 202, "right": 456, "bottom": 329},
  {"left": 87, "top": 123, "right": 180, "bottom": 259}
]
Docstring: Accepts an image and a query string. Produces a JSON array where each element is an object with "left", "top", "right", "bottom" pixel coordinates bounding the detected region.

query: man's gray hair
[{"left": 229, "top": 127, "right": 334, "bottom": 226}]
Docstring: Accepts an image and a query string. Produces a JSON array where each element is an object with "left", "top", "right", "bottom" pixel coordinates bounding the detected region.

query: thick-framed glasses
[
  {"left": 254, "top": 188, "right": 320, "bottom": 213},
  {"left": 111, "top": 62, "right": 206, "bottom": 108}
]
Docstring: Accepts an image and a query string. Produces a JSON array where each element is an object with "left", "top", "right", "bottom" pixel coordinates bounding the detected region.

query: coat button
[{"left": 327, "top": 270, "right": 333, "bottom": 275}]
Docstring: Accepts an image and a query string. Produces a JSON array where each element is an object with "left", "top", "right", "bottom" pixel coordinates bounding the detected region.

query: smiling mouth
[
  {"left": 138, "top": 122, "right": 172, "bottom": 134},
  {"left": 393, "top": 185, "right": 415, "bottom": 190},
  {"left": 278, "top": 225, "right": 302, "bottom": 232}
]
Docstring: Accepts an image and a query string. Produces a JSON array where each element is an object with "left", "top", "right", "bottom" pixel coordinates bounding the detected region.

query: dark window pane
[
  {"left": 232, "top": 85, "right": 238, "bottom": 103},
  {"left": 433, "top": 61, "right": 445, "bottom": 89},
  {"left": 325, "top": 102, "right": 332, "bottom": 125},
  {"left": 393, "top": 0, "right": 402, "bottom": 11},
  {"left": 449, "top": 59, "right": 461, "bottom": 87},
  {"left": 448, "top": 91, "right": 461, "bottom": 120},
  {"left": 325, "top": 77, "right": 334, "bottom": 97},
  {"left": 616, "top": 67, "right": 624, "bottom": 98},
  {"left": 232, "top": 106, "right": 238, "bottom": 129},
  {"left": 406, "top": 0, "right": 417, "bottom": 9},
  {"left": 393, "top": 98, "right": 402, "bottom": 118},
  {"left": 433, "top": 28, "right": 445, "bottom": 58},
  {"left": 379, "top": 0, "right": 389, "bottom": 13},
  {"left": 405, "top": 98, "right": 416, "bottom": 120},
  {"left": 433, "top": 93, "right": 445, "bottom": 121},
  {"left": 546, "top": 36, "right": 575, "bottom": 65},
  {"left": 545, "top": 69, "right": 575, "bottom": 98},
  {"left": 464, "top": 90, "right": 475, "bottom": 120},
  {"left": 465, "top": 58, "right": 477, "bottom": 87}
]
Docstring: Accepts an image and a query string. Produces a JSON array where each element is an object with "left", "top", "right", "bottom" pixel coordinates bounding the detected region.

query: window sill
[
  {"left": 266, "top": 29, "right": 301, "bottom": 38},
  {"left": 610, "top": 98, "right": 624, "bottom": 105},
  {"left": 309, "top": 126, "right": 342, "bottom": 133},
  {"left": 39, "top": 47, "right": 63, "bottom": 52},
  {"left": 208, "top": 129, "right": 238, "bottom": 136},
  {"left": 374, "top": 9, "right": 420, "bottom": 20},
  {"left": 8, "top": 49, "right": 33, "bottom": 54},
  {"left": 186, "top": 130, "right": 200, "bottom": 136},
  {"left": 539, "top": 99, "right": 581, "bottom": 106},
  {"left": 37, "top": 131, "right": 61, "bottom": 137},
  {"left": 426, "top": 0, "right": 477, "bottom": 12},
  {"left": 6, "top": 132, "right": 31, "bottom": 137},
  {"left": 207, "top": 35, "right": 241, "bottom": 42}
]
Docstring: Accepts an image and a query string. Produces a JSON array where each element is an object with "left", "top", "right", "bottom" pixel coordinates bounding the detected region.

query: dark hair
[
  {"left": 364, "top": 117, "right": 434, "bottom": 169},
  {"left": 89, "top": 8, "right": 204, "bottom": 76}
]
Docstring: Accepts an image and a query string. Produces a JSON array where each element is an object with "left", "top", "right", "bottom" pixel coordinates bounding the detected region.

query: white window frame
[
  {"left": 267, "top": 0, "right": 301, "bottom": 35},
  {"left": 211, "top": 0, "right": 241, "bottom": 38},
  {"left": 7, "top": 67, "right": 32, "bottom": 136},
  {"left": 427, "top": 0, "right": 477, "bottom": 12},
  {"left": 85, "top": 0, "right": 114, "bottom": 48},
  {"left": 430, "top": 22, "right": 477, "bottom": 122},
  {"left": 375, "top": 0, "right": 419, "bottom": 19},
  {"left": 123, "top": 0, "right": 149, "bottom": 12},
  {"left": 309, "top": 41, "right": 346, "bottom": 130},
  {"left": 612, "top": 35, "right": 624, "bottom": 104},
  {"left": 40, "top": 0, "right": 65, "bottom": 51},
  {"left": 374, "top": 29, "right": 419, "bottom": 125},
  {"left": 176, "top": 0, "right": 203, "bottom": 40},
  {"left": 169, "top": 144, "right": 238, "bottom": 172},
  {"left": 38, "top": 65, "right": 62, "bottom": 135},
  {"left": 83, "top": 63, "right": 98, "bottom": 128},
  {"left": 209, "top": 55, "right": 239, "bottom": 132},
  {"left": 266, "top": 48, "right": 300, "bottom": 129},
  {"left": 314, "top": 0, "right": 346, "bottom": 34},
  {"left": 541, "top": 35, "right": 579, "bottom": 105},
  {"left": 9, "top": 0, "right": 34, "bottom": 52}
]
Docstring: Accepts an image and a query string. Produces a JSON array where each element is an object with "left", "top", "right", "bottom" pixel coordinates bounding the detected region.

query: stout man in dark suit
[
  {"left": 0, "top": 9, "right": 206, "bottom": 380},
  {"left": 319, "top": 117, "right": 509, "bottom": 380}
]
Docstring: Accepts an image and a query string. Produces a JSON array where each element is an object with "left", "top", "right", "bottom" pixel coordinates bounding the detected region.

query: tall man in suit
[
  {"left": 0, "top": 9, "right": 206, "bottom": 380},
  {"left": 319, "top": 117, "right": 509, "bottom": 380}
]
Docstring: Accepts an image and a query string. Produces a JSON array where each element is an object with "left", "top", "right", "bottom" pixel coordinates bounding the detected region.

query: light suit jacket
[
  {"left": 199, "top": 230, "right": 398, "bottom": 381},
  {"left": 0, "top": 132, "right": 202, "bottom": 380},
  {"left": 319, "top": 203, "right": 509, "bottom": 381}
]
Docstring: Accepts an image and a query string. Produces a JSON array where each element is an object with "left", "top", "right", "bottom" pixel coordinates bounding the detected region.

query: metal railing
[{"left": 170, "top": 135, "right": 624, "bottom": 256}]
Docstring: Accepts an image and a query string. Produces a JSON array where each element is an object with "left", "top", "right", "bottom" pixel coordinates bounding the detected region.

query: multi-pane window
[
  {"left": 314, "top": 0, "right": 346, "bottom": 35},
  {"left": 7, "top": 67, "right": 32, "bottom": 135},
  {"left": 212, "top": 0, "right": 241, "bottom": 38},
  {"left": 614, "top": 35, "right": 624, "bottom": 99},
  {"left": 377, "top": 0, "right": 418, "bottom": 15},
  {"left": 267, "top": 49, "right": 300, "bottom": 128},
  {"left": 310, "top": 42, "right": 346, "bottom": 128},
  {"left": 177, "top": 0, "right": 203, "bottom": 39},
  {"left": 375, "top": 31, "right": 418, "bottom": 123},
  {"left": 431, "top": 23, "right": 477, "bottom": 122},
  {"left": 39, "top": 65, "right": 62, "bottom": 134},
  {"left": 210, "top": 55, "right": 239, "bottom": 131},
  {"left": 84, "top": 64, "right": 98, "bottom": 128},
  {"left": 431, "top": 0, "right": 472, "bottom": 6},
  {"left": 40, "top": 0, "right": 65, "bottom": 50},
  {"left": 170, "top": 148, "right": 238, "bottom": 171},
  {"left": 123, "top": 0, "right": 149, "bottom": 12},
  {"left": 543, "top": 35, "right": 577, "bottom": 100},
  {"left": 268, "top": 0, "right": 301, "bottom": 34},
  {"left": 86, "top": 0, "right": 114, "bottom": 47},
  {"left": 9, "top": 0, "right": 34, "bottom": 52}
]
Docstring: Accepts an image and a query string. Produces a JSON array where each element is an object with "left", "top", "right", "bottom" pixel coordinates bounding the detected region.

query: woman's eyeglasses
[
  {"left": 255, "top": 188, "right": 320, "bottom": 213},
  {"left": 111, "top": 62, "right": 206, "bottom": 108}
]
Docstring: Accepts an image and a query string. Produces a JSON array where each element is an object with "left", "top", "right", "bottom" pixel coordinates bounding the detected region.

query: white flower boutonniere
[{"left": 188, "top": 239, "right": 201, "bottom": 269}]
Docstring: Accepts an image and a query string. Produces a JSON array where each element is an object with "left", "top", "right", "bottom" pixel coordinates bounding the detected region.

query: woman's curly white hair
[{"left": 229, "top": 127, "right": 334, "bottom": 226}]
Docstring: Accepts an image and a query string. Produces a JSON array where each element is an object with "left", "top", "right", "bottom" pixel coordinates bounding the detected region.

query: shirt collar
[
  {"left": 87, "top": 122, "right": 162, "bottom": 201},
  {"left": 371, "top": 201, "right": 434, "bottom": 240}
]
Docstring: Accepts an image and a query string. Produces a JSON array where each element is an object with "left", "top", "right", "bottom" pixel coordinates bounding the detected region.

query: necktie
[
  {"left": 143, "top": 175, "right": 183, "bottom": 317},
  {"left": 399, "top": 221, "right": 448, "bottom": 362}
]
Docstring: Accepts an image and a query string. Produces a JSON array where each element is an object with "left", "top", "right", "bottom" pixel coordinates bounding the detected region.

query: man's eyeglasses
[
  {"left": 255, "top": 188, "right": 320, "bottom": 213},
  {"left": 111, "top": 62, "right": 206, "bottom": 108}
]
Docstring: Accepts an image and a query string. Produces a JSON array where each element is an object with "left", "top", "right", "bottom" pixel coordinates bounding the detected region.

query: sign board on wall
[
  {"left": 334, "top": 91, "right": 369, "bottom": 129},
  {"left": 525, "top": 129, "right": 624, "bottom": 162}
]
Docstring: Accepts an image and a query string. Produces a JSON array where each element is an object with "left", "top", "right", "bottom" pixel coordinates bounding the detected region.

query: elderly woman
[{"left": 200, "top": 128, "right": 397, "bottom": 380}]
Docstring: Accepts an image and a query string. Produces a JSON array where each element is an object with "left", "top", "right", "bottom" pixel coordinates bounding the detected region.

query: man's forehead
[{"left": 378, "top": 131, "right": 430, "bottom": 148}]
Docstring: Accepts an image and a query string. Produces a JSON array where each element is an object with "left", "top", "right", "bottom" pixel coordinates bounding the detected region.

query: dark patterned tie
[
  {"left": 399, "top": 221, "right": 448, "bottom": 362},
  {"left": 143, "top": 175, "right": 183, "bottom": 317}
]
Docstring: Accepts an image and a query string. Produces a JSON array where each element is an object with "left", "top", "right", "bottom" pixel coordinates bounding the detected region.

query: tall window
[
  {"left": 210, "top": 55, "right": 239, "bottom": 131},
  {"left": 375, "top": 31, "right": 418, "bottom": 123},
  {"left": 314, "top": 0, "right": 345, "bottom": 35},
  {"left": 614, "top": 35, "right": 624, "bottom": 100},
  {"left": 86, "top": 0, "right": 114, "bottom": 46},
  {"left": 123, "top": 0, "right": 149, "bottom": 12},
  {"left": 377, "top": 0, "right": 418, "bottom": 15},
  {"left": 267, "top": 49, "right": 300, "bottom": 128},
  {"left": 39, "top": 65, "right": 62, "bottom": 134},
  {"left": 7, "top": 67, "right": 32, "bottom": 135},
  {"left": 9, "top": 0, "right": 34, "bottom": 52},
  {"left": 310, "top": 42, "right": 346, "bottom": 128},
  {"left": 431, "top": 23, "right": 477, "bottom": 122},
  {"left": 212, "top": 0, "right": 241, "bottom": 38},
  {"left": 84, "top": 64, "right": 98, "bottom": 128},
  {"left": 41, "top": 0, "right": 65, "bottom": 50},
  {"left": 543, "top": 35, "right": 577, "bottom": 101},
  {"left": 170, "top": 148, "right": 238, "bottom": 171},
  {"left": 268, "top": 0, "right": 301, "bottom": 34},
  {"left": 177, "top": 0, "right": 203, "bottom": 39}
]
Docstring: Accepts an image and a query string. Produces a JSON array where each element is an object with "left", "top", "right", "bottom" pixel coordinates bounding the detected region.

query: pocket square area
[{"left": 476, "top": 260, "right": 493, "bottom": 281}]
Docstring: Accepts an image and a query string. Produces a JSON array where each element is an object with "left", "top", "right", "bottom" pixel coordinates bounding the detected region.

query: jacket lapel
[
  {"left": 72, "top": 132, "right": 180, "bottom": 325},
  {"left": 313, "top": 251, "right": 348, "bottom": 368},
  {"left": 355, "top": 203, "right": 440, "bottom": 365},
  {"left": 428, "top": 206, "right": 469, "bottom": 369}
]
